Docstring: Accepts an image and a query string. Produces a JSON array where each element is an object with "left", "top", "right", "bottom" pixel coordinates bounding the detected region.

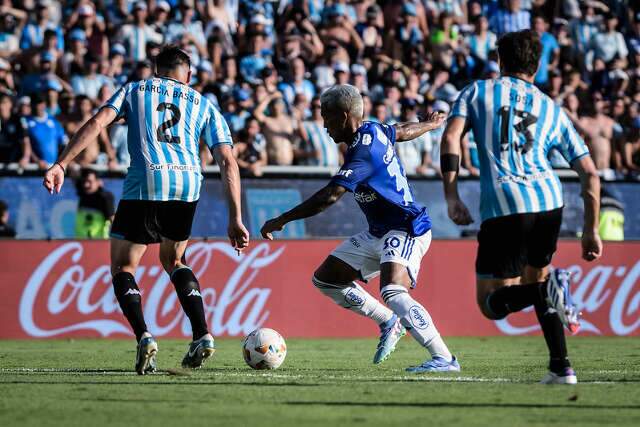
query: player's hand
[
  {"left": 447, "top": 198, "right": 473, "bottom": 225},
  {"left": 581, "top": 229, "right": 603, "bottom": 262},
  {"left": 43, "top": 163, "right": 65, "bottom": 194},
  {"left": 260, "top": 218, "right": 285, "bottom": 240},
  {"left": 424, "top": 111, "right": 447, "bottom": 130},
  {"left": 228, "top": 219, "right": 249, "bottom": 254}
]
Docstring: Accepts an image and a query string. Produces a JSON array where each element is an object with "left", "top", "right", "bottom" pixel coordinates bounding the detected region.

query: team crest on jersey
[
  {"left": 352, "top": 133, "right": 361, "bottom": 146},
  {"left": 383, "top": 143, "right": 394, "bottom": 164},
  {"left": 362, "top": 134, "right": 372, "bottom": 145}
]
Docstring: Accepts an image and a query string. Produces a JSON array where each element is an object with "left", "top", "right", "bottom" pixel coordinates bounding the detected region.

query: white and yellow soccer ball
[{"left": 242, "top": 328, "right": 287, "bottom": 370}]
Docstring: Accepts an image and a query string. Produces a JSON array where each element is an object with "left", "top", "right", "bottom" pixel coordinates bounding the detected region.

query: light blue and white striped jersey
[
  {"left": 300, "top": 121, "right": 340, "bottom": 167},
  {"left": 451, "top": 76, "right": 589, "bottom": 221},
  {"left": 102, "top": 77, "right": 233, "bottom": 202}
]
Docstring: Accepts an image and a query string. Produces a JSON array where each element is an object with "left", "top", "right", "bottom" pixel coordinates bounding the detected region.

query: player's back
[
  {"left": 451, "top": 76, "right": 588, "bottom": 221},
  {"left": 103, "top": 77, "right": 232, "bottom": 202}
]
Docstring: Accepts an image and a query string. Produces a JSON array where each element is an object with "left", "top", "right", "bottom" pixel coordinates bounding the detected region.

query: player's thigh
[
  {"left": 379, "top": 230, "right": 432, "bottom": 289},
  {"left": 320, "top": 231, "right": 379, "bottom": 284},
  {"left": 110, "top": 200, "right": 162, "bottom": 245},
  {"left": 475, "top": 214, "right": 531, "bottom": 281},
  {"left": 110, "top": 238, "right": 148, "bottom": 275},
  {"left": 476, "top": 277, "right": 521, "bottom": 319},
  {"left": 526, "top": 207, "right": 563, "bottom": 273},
  {"left": 159, "top": 238, "right": 189, "bottom": 274}
]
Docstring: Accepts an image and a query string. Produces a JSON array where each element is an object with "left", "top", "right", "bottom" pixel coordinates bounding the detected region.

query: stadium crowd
[{"left": 0, "top": 0, "right": 638, "bottom": 179}]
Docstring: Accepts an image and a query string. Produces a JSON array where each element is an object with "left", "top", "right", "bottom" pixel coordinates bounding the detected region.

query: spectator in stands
[
  {"left": 74, "top": 168, "right": 115, "bottom": 239},
  {"left": 254, "top": 91, "right": 295, "bottom": 166},
  {"left": 239, "top": 30, "right": 269, "bottom": 84},
  {"left": 0, "top": 7, "right": 25, "bottom": 58},
  {"left": 233, "top": 116, "right": 267, "bottom": 177},
  {"left": 71, "top": 53, "right": 113, "bottom": 100},
  {"left": 20, "top": 51, "right": 71, "bottom": 96},
  {"left": 117, "top": 1, "right": 163, "bottom": 62},
  {"left": 298, "top": 96, "right": 340, "bottom": 167},
  {"left": 67, "top": 4, "right": 109, "bottom": 59},
  {"left": 466, "top": 15, "right": 497, "bottom": 62},
  {"left": 395, "top": 98, "right": 433, "bottom": 175},
  {"left": 533, "top": 15, "right": 559, "bottom": 89},
  {"left": 590, "top": 13, "right": 629, "bottom": 64},
  {"left": 579, "top": 91, "right": 616, "bottom": 173},
  {"left": 0, "top": 93, "right": 29, "bottom": 166},
  {"left": 25, "top": 94, "right": 67, "bottom": 169},
  {"left": 490, "top": 0, "right": 531, "bottom": 36},
  {"left": 0, "top": 199, "right": 15, "bottom": 238},
  {"left": 19, "top": 0, "right": 64, "bottom": 51},
  {"left": 319, "top": 3, "right": 363, "bottom": 64},
  {"left": 279, "top": 57, "right": 315, "bottom": 108}
]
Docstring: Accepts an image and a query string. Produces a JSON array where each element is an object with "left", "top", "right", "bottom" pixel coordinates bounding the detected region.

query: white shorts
[{"left": 331, "top": 229, "right": 432, "bottom": 287}]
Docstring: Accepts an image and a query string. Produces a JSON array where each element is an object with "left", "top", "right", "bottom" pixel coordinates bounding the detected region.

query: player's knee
[
  {"left": 477, "top": 293, "right": 506, "bottom": 320},
  {"left": 159, "top": 253, "right": 181, "bottom": 275}
]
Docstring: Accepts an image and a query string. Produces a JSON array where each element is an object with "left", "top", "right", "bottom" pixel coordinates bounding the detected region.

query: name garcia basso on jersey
[{"left": 139, "top": 83, "right": 200, "bottom": 105}]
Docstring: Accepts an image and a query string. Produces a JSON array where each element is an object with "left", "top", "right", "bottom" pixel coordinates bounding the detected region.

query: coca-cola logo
[
  {"left": 496, "top": 262, "right": 640, "bottom": 336},
  {"left": 19, "top": 242, "right": 285, "bottom": 338}
]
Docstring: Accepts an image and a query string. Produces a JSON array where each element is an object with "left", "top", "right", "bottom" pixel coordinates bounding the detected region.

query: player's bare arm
[
  {"left": 260, "top": 184, "right": 347, "bottom": 240},
  {"left": 393, "top": 111, "right": 447, "bottom": 142},
  {"left": 212, "top": 144, "right": 250, "bottom": 252},
  {"left": 43, "top": 107, "right": 117, "bottom": 194},
  {"left": 441, "top": 116, "right": 473, "bottom": 225},
  {"left": 572, "top": 155, "right": 603, "bottom": 262}
]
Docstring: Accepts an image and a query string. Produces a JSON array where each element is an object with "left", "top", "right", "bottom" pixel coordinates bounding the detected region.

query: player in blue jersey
[
  {"left": 43, "top": 46, "right": 249, "bottom": 374},
  {"left": 441, "top": 30, "right": 603, "bottom": 384},
  {"left": 261, "top": 84, "right": 460, "bottom": 372}
]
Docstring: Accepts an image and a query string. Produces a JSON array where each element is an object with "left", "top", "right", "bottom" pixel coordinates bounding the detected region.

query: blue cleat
[
  {"left": 405, "top": 355, "right": 461, "bottom": 373},
  {"left": 181, "top": 333, "right": 216, "bottom": 369},
  {"left": 135, "top": 334, "right": 158, "bottom": 375},
  {"left": 547, "top": 269, "right": 580, "bottom": 334},
  {"left": 373, "top": 314, "right": 406, "bottom": 364}
]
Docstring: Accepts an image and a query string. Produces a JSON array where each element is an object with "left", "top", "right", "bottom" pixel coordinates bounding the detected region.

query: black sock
[
  {"left": 534, "top": 299, "right": 570, "bottom": 373},
  {"left": 171, "top": 267, "right": 209, "bottom": 340},
  {"left": 486, "top": 282, "right": 546, "bottom": 318},
  {"left": 112, "top": 272, "right": 147, "bottom": 342}
]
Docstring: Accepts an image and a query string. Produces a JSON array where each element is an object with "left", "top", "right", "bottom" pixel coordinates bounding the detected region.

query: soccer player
[
  {"left": 261, "top": 84, "right": 460, "bottom": 372},
  {"left": 43, "top": 46, "right": 249, "bottom": 374},
  {"left": 440, "top": 30, "right": 602, "bottom": 384}
]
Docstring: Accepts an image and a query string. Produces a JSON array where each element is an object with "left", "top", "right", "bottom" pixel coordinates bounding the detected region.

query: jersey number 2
[
  {"left": 156, "top": 103, "right": 181, "bottom": 144},
  {"left": 498, "top": 106, "right": 537, "bottom": 154}
]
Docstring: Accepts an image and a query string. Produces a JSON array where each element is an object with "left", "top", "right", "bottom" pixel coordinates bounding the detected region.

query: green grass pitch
[{"left": 1, "top": 337, "right": 639, "bottom": 426}]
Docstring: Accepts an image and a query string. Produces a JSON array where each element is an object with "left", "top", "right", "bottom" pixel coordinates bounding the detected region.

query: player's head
[
  {"left": 497, "top": 30, "right": 541, "bottom": 80},
  {"left": 155, "top": 45, "right": 192, "bottom": 84},
  {"left": 320, "top": 84, "right": 364, "bottom": 144}
]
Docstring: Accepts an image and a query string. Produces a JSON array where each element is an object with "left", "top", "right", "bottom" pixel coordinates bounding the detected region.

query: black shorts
[
  {"left": 110, "top": 200, "right": 198, "bottom": 244},
  {"left": 475, "top": 208, "right": 563, "bottom": 279}
]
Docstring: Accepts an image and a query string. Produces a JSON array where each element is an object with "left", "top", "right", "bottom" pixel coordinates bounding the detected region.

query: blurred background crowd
[{"left": 0, "top": 0, "right": 638, "bottom": 180}]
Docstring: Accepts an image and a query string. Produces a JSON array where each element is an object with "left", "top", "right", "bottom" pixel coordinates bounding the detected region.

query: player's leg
[
  {"left": 314, "top": 233, "right": 402, "bottom": 364},
  {"left": 110, "top": 200, "right": 158, "bottom": 375},
  {"left": 377, "top": 231, "right": 459, "bottom": 372},
  {"left": 156, "top": 200, "right": 213, "bottom": 369}
]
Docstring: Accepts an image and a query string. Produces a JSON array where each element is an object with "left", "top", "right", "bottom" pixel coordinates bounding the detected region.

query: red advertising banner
[{"left": 0, "top": 240, "right": 638, "bottom": 339}]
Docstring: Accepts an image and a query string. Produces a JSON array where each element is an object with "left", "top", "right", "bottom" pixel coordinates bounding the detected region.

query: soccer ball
[{"left": 242, "top": 328, "right": 287, "bottom": 370}]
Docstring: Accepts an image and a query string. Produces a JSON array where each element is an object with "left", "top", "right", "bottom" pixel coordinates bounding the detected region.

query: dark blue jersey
[{"left": 330, "top": 121, "right": 431, "bottom": 238}]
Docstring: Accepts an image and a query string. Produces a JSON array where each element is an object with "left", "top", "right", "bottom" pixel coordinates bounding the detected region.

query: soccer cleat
[
  {"left": 373, "top": 314, "right": 406, "bottom": 364},
  {"left": 405, "top": 355, "right": 461, "bottom": 373},
  {"left": 135, "top": 334, "right": 158, "bottom": 375},
  {"left": 181, "top": 333, "right": 216, "bottom": 369},
  {"left": 547, "top": 269, "right": 581, "bottom": 334},
  {"left": 540, "top": 367, "right": 578, "bottom": 385}
]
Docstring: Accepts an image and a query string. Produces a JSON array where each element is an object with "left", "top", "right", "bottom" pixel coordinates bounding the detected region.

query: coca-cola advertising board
[{"left": 0, "top": 240, "right": 638, "bottom": 338}]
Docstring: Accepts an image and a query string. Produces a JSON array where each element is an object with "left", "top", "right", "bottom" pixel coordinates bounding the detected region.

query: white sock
[
  {"left": 381, "top": 284, "right": 452, "bottom": 360},
  {"left": 312, "top": 276, "right": 393, "bottom": 325}
]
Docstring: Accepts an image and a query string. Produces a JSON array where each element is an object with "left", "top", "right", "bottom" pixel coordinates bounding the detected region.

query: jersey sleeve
[
  {"left": 379, "top": 122, "right": 397, "bottom": 146},
  {"left": 329, "top": 146, "right": 374, "bottom": 192},
  {"left": 450, "top": 82, "right": 477, "bottom": 119},
  {"left": 101, "top": 83, "right": 131, "bottom": 118},
  {"left": 554, "top": 110, "right": 590, "bottom": 164},
  {"left": 203, "top": 103, "right": 233, "bottom": 148}
]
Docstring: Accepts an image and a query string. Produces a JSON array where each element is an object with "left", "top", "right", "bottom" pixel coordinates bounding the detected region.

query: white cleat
[{"left": 540, "top": 368, "right": 578, "bottom": 385}]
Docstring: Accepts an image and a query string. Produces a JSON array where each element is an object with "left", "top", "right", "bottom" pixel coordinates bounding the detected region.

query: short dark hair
[
  {"left": 497, "top": 30, "right": 541, "bottom": 77},
  {"left": 154, "top": 45, "right": 191, "bottom": 71},
  {"left": 80, "top": 168, "right": 98, "bottom": 180}
]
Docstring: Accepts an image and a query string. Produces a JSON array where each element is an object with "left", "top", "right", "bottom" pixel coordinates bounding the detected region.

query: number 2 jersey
[
  {"left": 451, "top": 76, "right": 589, "bottom": 221},
  {"left": 330, "top": 121, "right": 431, "bottom": 238},
  {"left": 101, "top": 77, "right": 232, "bottom": 202}
]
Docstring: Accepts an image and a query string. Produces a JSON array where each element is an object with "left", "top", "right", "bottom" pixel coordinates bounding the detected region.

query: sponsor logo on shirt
[
  {"left": 354, "top": 191, "right": 377, "bottom": 203},
  {"left": 336, "top": 169, "right": 353, "bottom": 178},
  {"left": 149, "top": 163, "right": 200, "bottom": 172},
  {"left": 496, "top": 170, "right": 554, "bottom": 184}
]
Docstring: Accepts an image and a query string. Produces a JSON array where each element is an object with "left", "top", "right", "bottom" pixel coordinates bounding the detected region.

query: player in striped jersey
[
  {"left": 440, "top": 31, "right": 602, "bottom": 385},
  {"left": 43, "top": 46, "right": 249, "bottom": 374}
]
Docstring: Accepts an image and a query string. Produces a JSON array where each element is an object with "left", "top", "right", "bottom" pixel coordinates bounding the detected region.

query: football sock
[
  {"left": 171, "top": 267, "right": 209, "bottom": 341},
  {"left": 534, "top": 299, "right": 571, "bottom": 373},
  {"left": 112, "top": 272, "right": 148, "bottom": 342},
  {"left": 312, "top": 276, "right": 393, "bottom": 325},
  {"left": 486, "top": 282, "right": 546, "bottom": 319},
  {"left": 381, "top": 284, "right": 452, "bottom": 361}
]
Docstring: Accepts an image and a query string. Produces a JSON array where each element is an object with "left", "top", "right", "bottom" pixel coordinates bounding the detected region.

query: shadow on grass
[
  {"left": 287, "top": 401, "right": 640, "bottom": 410},
  {"left": 0, "top": 380, "right": 319, "bottom": 387}
]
